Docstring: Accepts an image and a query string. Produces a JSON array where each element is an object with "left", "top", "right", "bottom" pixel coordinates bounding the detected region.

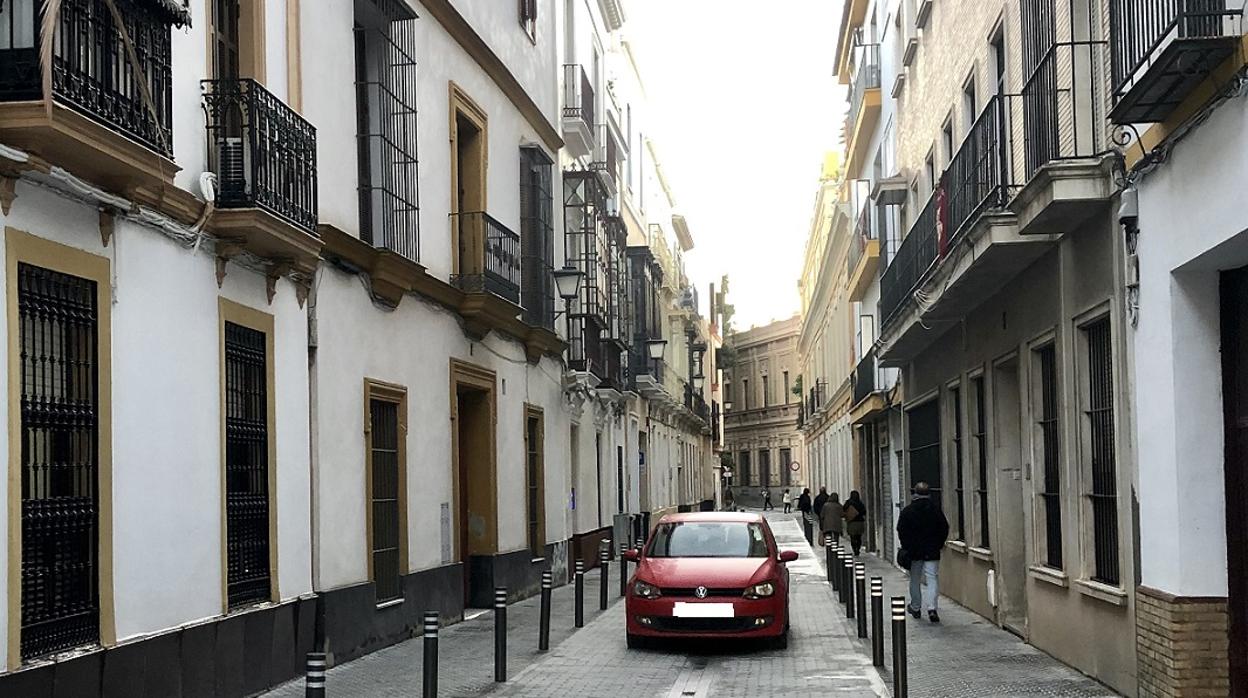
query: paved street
[{"left": 266, "top": 512, "right": 1127, "bottom": 697}]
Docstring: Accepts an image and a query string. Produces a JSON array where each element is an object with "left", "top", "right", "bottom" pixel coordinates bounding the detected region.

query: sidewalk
[
  {"left": 775, "top": 509, "right": 1121, "bottom": 697},
  {"left": 262, "top": 571, "right": 619, "bottom": 697}
]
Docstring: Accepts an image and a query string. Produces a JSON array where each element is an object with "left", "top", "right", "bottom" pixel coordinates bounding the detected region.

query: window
[
  {"left": 780, "top": 448, "right": 793, "bottom": 486},
  {"left": 739, "top": 450, "right": 752, "bottom": 487},
  {"left": 367, "top": 382, "right": 406, "bottom": 604},
  {"left": 941, "top": 119, "right": 954, "bottom": 167},
  {"left": 450, "top": 84, "right": 488, "bottom": 276},
  {"left": 924, "top": 153, "right": 936, "bottom": 196},
  {"left": 962, "top": 77, "right": 977, "bottom": 136},
  {"left": 972, "top": 376, "right": 990, "bottom": 548},
  {"left": 759, "top": 449, "right": 772, "bottom": 487},
  {"left": 648, "top": 522, "right": 770, "bottom": 558},
  {"left": 763, "top": 375, "right": 771, "bottom": 407},
  {"left": 224, "top": 318, "right": 272, "bottom": 608},
  {"left": 743, "top": 378, "right": 750, "bottom": 410},
  {"left": 518, "top": 0, "right": 537, "bottom": 40},
  {"left": 1082, "top": 318, "right": 1119, "bottom": 585},
  {"left": 525, "top": 408, "right": 546, "bottom": 559},
  {"left": 1035, "top": 344, "right": 1063, "bottom": 569},
  {"left": 990, "top": 27, "right": 1006, "bottom": 93},
  {"left": 18, "top": 263, "right": 102, "bottom": 659},
  {"left": 354, "top": 6, "right": 420, "bottom": 260},
  {"left": 907, "top": 400, "right": 942, "bottom": 504},
  {"left": 951, "top": 386, "right": 966, "bottom": 541},
  {"left": 783, "top": 371, "right": 790, "bottom": 405},
  {"left": 520, "top": 146, "right": 555, "bottom": 329}
]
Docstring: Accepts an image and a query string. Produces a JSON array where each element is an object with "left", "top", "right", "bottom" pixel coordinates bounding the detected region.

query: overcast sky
[{"left": 625, "top": 0, "right": 846, "bottom": 331}]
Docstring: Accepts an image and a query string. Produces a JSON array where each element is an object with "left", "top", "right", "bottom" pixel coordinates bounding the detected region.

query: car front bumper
[{"left": 625, "top": 596, "right": 786, "bottom": 639}]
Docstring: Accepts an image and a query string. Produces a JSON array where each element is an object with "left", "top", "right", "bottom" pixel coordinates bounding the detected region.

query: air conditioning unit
[{"left": 216, "top": 137, "right": 248, "bottom": 199}]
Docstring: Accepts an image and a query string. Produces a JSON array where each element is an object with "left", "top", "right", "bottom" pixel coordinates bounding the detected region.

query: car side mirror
[
  {"left": 778, "top": 550, "right": 799, "bottom": 563},
  {"left": 622, "top": 549, "right": 640, "bottom": 563}
]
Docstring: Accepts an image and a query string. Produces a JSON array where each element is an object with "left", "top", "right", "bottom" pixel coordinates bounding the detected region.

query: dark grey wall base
[{"left": 0, "top": 597, "right": 316, "bottom": 698}]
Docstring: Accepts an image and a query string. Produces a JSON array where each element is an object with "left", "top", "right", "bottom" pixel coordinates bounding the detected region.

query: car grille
[
  {"left": 647, "top": 616, "right": 767, "bottom": 633},
  {"left": 659, "top": 587, "right": 744, "bottom": 598}
]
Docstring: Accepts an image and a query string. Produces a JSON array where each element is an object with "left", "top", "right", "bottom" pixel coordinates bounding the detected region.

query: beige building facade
[{"left": 722, "top": 316, "right": 803, "bottom": 506}]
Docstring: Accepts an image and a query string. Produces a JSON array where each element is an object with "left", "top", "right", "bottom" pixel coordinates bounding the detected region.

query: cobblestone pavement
[{"left": 780, "top": 510, "right": 1121, "bottom": 698}]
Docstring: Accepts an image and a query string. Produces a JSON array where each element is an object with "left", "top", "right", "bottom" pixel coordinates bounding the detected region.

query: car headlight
[
  {"left": 743, "top": 582, "right": 776, "bottom": 599},
  {"left": 633, "top": 580, "right": 661, "bottom": 599}
]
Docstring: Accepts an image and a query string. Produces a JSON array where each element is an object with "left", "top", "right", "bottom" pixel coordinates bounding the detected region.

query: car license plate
[{"left": 672, "top": 602, "right": 734, "bottom": 618}]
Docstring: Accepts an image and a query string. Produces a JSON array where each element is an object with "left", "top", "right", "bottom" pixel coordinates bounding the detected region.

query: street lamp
[
  {"left": 724, "top": 400, "right": 733, "bottom": 411},
  {"left": 692, "top": 373, "right": 705, "bottom": 391},
  {"left": 645, "top": 338, "right": 668, "bottom": 361},
  {"left": 552, "top": 266, "right": 584, "bottom": 302}
]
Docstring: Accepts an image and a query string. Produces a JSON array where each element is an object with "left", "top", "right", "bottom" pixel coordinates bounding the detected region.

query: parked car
[{"left": 622, "top": 512, "right": 798, "bottom": 649}]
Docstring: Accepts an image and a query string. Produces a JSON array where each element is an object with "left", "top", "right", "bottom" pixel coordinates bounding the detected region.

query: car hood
[{"left": 638, "top": 557, "right": 773, "bottom": 588}]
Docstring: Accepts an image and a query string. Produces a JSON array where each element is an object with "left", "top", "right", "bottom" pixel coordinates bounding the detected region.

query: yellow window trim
[
  {"left": 218, "top": 297, "right": 279, "bottom": 613},
  {"left": 5, "top": 228, "right": 114, "bottom": 669}
]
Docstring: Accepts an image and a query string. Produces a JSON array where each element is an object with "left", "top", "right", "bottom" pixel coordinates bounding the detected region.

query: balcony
[
  {"left": 1109, "top": 0, "right": 1244, "bottom": 124},
  {"left": 591, "top": 123, "right": 621, "bottom": 197},
  {"left": 561, "top": 64, "right": 595, "bottom": 159},
  {"left": 0, "top": 0, "right": 185, "bottom": 192},
  {"left": 850, "top": 348, "right": 890, "bottom": 423},
  {"left": 847, "top": 206, "right": 881, "bottom": 302},
  {"left": 845, "top": 43, "right": 882, "bottom": 177},
  {"left": 449, "top": 212, "right": 522, "bottom": 305},
  {"left": 834, "top": 0, "right": 872, "bottom": 83}
]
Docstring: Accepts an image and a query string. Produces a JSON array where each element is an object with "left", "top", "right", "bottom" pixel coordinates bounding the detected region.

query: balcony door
[
  {"left": 450, "top": 87, "right": 488, "bottom": 278},
  {"left": 1220, "top": 266, "right": 1248, "bottom": 693}
]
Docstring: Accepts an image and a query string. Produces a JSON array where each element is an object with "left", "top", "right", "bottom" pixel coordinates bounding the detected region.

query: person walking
[
  {"left": 820, "top": 492, "right": 844, "bottom": 546},
  {"left": 813, "top": 486, "right": 830, "bottom": 518},
  {"left": 782, "top": 488, "right": 792, "bottom": 514},
  {"left": 761, "top": 487, "right": 773, "bottom": 511},
  {"left": 797, "top": 487, "right": 814, "bottom": 543},
  {"left": 896, "top": 481, "right": 950, "bottom": 623},
  {"left": 844, "top": 490, "right": 868, "bottom": 556}
]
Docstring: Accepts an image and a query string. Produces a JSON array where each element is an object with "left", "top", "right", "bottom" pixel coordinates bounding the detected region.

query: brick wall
[{"left": 1135, "top": 586, "right": 1230, "bottom": 697}]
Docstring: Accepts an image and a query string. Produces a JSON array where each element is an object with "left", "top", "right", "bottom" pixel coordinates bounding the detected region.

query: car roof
[{"left": 657, "top": 512, "right": 765, "bottom": 524}]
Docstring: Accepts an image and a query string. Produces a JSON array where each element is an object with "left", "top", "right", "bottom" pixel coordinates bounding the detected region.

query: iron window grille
[
  {"left": 563, "top": 171, "right": 609, "bottom": 326},
  {"left": 18, "top": 263, "right": 100, "bottom": 660},
  {"left": 0, "top": 0, "right": 180, "bottom": 156},
  {"left": 224, "top": 321, "right": 271, "bottom": 608},
  {"left": 780, "top": 448, "right": 793, "bottom": 487},
  {"left": 627, "top": 246, "right": 664, "bottom": 385},
  {"left": 604, "top": 214, "right": 629, "bottom": 352},
  {"left": 520, "top": 146, "right": 555, "bottom": 330},
  {"left": 203, "top": 77, "right": 319, "bottom": 233},
  {"left": 973, "top": 376, "right": 990, "bottom": 549},
  {"left": 526, "top": 414, "right": 543, "bottom": 559},
  {"left": 951, "top": 386, "right": 966, "bottom": 541},
  {"left": 561, "top": 64, "right": 595, "bottom": 130},
  {"left": 759, "top": 450, "right": 773, "bottom": 488},
  {"left": 449, "top": 211, "right": 522, "bottom": 304},
  {"left": 907, "top": 400, "right": 942, "bottom": 506},
  {"left": 369, "top": 398, "right": 402, "bottom": 603},
  {"left": 1084, "top": 318, "right": 1119, "bottom": 585},
  {"left": 354, "top": 14, "right": 420, "bottom": 261},
  {"left": 739, "top": 451, "right": 751, "bottom": 488},
  {"left": 1037, "top": 344, "right": 1063, "bottom": 569}
]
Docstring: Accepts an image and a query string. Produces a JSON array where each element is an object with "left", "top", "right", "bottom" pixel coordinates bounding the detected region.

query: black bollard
[
  {"left": 803, "top": 516, "right": 813, "bottom": 544},
  {"left": 304, "top": 652, "right": 326, "bottom": 698},
  {"left": 574, "top": 560, "right": 585, "bottom": 628},
  {"left": 891, "top": 596, "right": 908, "bottom": 698},
  {"left": 619, "top": 542, "right": 629, "bottom": 597},
  {"left": 825, "top": 540, "right": 836, "bottom": 587},
  {"left": 855, "top": 564, "right": 868, "bottom": 639},
  {"left": 539, "top": 571, "right": 552, "bottom": 651},
  {"left": 837, "top": 552, "right": 848, "bottom": 604},
  {"left": 494, "top": 587, "right": 507, "bottom": 682},
  {"left": 845, "top": 558, "right": 856, "bottom": 619},
  {"left": 422, "top": 611, "right": 439, "bottom": 698},
  {"left": 870, "top": 577, "right": 885, "bottom": 667},
  {"left": 600, "top": 549, "right": 609, "bottom": 611}
]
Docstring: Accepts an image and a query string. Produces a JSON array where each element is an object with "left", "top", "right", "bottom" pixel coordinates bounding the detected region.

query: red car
[{"left": 622, "top": 512, "right": 799, "bottom": 649}]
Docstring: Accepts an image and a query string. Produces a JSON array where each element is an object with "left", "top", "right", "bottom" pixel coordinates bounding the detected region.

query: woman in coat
[
  {"left": 844, "top": 490, "right": 868, "bottom": 555},
  {"left": 820, "top": 492, "right": 844, "bottom": 546}
]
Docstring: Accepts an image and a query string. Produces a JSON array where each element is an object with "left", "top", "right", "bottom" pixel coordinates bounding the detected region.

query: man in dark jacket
[
  {"left": 812, "top": 486, "right": 830, "bottom": 517},
  {"left": 896, "top": 481, "right": 950, "bottom": 623},
  {"left": 797, "top": 488, "right": 814, "bottom": 543}
]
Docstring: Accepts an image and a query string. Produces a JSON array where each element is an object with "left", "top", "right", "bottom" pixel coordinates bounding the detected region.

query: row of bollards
[
  {"left": 306, "top": 551, "right": 632, "bottom": 696},
  {"left": 825, "top": 539, "right": 907, "bottom": 698}
]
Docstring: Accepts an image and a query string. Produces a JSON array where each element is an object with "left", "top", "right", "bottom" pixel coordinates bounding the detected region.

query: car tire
[
  {"left": 627, "top": 633, "right": 646, "bottom": 650},
  {"left": 770, "top": 627, "right": 789, "bottom": 650}
]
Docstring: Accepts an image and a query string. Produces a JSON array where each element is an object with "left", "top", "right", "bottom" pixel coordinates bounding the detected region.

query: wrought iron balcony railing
[
  {"left": 879, "top": 191, "right": 938, "bottom": 326},
  {"left": 1109, "top": 0, "right": 1242, "bottom": 122},
  {"left": 203, "top": 78, "right": 318, "bottom": 233},
  {"left": 522, "top": 257, "right": 556, "bottom": 330},
  {"left": 852, "top": 348, "right": 879, "bottom": 406},
  {"left": 943, "top": 94, "right": 1008, "bottom": 245},
  {"left": 0, "top": 0, "right": 180, "bottom": 156},
  {"left": 562, "top": 64, "right": 595, "bottom": 131},
  {"left": 847, "top": 205, "right": 876, "bottom": 277},
  {"left": 591, "top": 123, "right": 619, "bottom": 186},
  {"left": 450, "top": 211, "right": 522, "bottom": 304},
  {"left": 847, "top": 43, "right": 881, "bottom": 129}
]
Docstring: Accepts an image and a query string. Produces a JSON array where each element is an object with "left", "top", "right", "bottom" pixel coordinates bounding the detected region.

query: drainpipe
[{"left": 306, "top": 271, "right": 324, "bottom": 651}]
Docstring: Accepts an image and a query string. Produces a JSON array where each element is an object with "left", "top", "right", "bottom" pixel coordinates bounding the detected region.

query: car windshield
[{"left": 647, "top": 521, "right": 771, "bottom": 558}]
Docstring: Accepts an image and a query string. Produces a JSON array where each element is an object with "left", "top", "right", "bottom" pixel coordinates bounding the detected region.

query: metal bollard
[
  {"left": 619, "top": 542, "right": 629, "bottom": 597},
  {"left": 844, "top": 557, "right": 856, "bottom": 618},
  {"left": 837, "top": 552, "right": 848, "bottom": 604},
  {"left": 494, "top": 587, "right": 507, "bottom": 682},
  {"left": 825, "top": 539, "right": 836, "bottom": 587},
  {"left": 599, "top": 549, "right": 609, "bottom": 611},
  {"left": 422, "top": 611, "right": 439, "bottom": 698},
  {"left": 574, "top": 560, "right": 585, "bottom": 628},
  {"left": 855, "top": 564, "right": 868, "bottom": 639},
  {"left": 803, "top": 516, "right": 813, "bottom": 544},
  {"left": 539, "top": 571, "right": 552, "bottom": 651},
  {"left": 304, "top": 652, "right": 326, "bottom": 698},
  {"left": 870, "top": 578, "right": 884, "bottom": 667},
  {"left": 891, "top": 596, "right": 908, "bottom": 698}
]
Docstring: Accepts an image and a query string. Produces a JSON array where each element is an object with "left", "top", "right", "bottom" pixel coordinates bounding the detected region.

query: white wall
[{"left": 1134, "top": 97, "right": 1248, "bottom": 596}]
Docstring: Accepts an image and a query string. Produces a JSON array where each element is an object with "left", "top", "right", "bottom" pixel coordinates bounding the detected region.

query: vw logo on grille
[{"left": 694, "top": 586, "right": 709, "bottom": 599}]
